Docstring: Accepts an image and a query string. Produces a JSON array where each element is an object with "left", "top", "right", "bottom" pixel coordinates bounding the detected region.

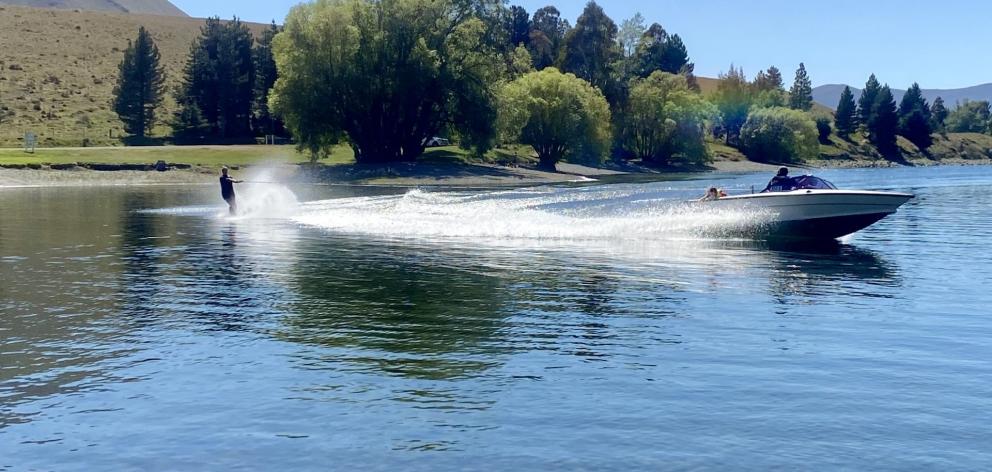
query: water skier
[{"left": 220, "top": 167, "right": 243, "bottom": 215}]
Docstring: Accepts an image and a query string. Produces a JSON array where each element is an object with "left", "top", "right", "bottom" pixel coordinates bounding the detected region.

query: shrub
[
  {"left": 815, "top": 116, "right": 832, "bottom": 144},
  {"left": 739, "top": 107, "right": 818, "bottom": 163}
]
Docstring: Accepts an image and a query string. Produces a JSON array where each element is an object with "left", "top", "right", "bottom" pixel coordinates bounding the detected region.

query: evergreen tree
[
  {"left": 560, "top": 1, "right": 620, "bottom": 105},
  {"left": 834, "top": 85, "right": 857, "bottom": 138},
  {"left": 766, "top": 66, "right": 783, "bottom": 90},
  {"left": 528, "top": 6, "right": 569, "bottom": 70},
  {"left": 753, "top": 66, "right": 784, "bottom": 92},
  {"left": 253, "top": 21, "right": 283, "bottom": 137},
  {"left": 659, "top": 34, "right": 689, "bottom": 74},
  {"left": 173, "top": 17, "right": 256, "bottom": 141},
  {"left": 858, "top": 74, "right": 881, "bottom": 127},
  {"left": 897, "top": 83, "right": 932, "bottom": 149},
  {"left": 506, "top": 5, "right": 531, "bottom": 47},
  {"left": 632, "top": 24, "right": 693, "bottom": 79},
  {"left": 788, "top": 62, "right": 813, "bottom": 111},
  {"left": 930, "top": 96, "right": 948, "bottom": 132},
  {"left": 112, "top": 26, "right": 165, "bottom": 139},
  {"left": 632, "top": 23, "right": 667, "bottom": 77},
  {"left": 869, "top": 85, "right": 899, "bottom": 154}
]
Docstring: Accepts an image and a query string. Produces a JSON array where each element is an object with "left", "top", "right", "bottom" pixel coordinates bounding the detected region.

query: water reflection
[
  {"left": 757, "top": 240, "right": 900, "bottom": 303},
  {"left": 279, "top": 237, "right": 512, "bottom": 380}
]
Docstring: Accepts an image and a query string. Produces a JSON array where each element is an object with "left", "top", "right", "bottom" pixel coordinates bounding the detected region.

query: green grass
[
  {"left": 0, "top": 144, "right": 349, "bottom": 166},
  {"left": 706, "top": 139, "right": 746, "bottom": 161},
  {"left": 0, "top": 143, "right": 532, "bottom": 167}
]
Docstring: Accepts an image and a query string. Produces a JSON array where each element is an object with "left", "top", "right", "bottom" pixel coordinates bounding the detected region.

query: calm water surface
[{"left": 1, "top": 166, "right": 991, "bottom": 470}]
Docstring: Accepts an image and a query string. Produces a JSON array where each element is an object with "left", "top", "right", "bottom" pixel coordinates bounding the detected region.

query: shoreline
[{"left": 2, "top": 156, "right": 990, "bottom": 189}]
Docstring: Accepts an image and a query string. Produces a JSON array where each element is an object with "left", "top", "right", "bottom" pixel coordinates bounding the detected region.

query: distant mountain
[
  {"left": 0, "top": 0, "right": 186, "bottom": 16},
  {"left": 813, "top": 83, "right": 992, "bottom": 110}
]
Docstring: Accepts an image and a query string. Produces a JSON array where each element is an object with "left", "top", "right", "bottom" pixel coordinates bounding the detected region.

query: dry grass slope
[
  {"left": 0, "top": 5, "right": 267, "bottom": 147},
  {"left": 0, "top": 0, "right": 186, "bottom": 16}
]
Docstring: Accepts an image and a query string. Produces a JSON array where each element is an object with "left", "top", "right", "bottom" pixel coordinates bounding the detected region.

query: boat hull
[{"left": 703, "top": 190, "right": 914, "bottom": 240}]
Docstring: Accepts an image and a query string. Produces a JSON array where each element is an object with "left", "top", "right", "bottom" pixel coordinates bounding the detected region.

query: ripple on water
[{"left": 2, "top": 168, "right": 992, "bottom": 470}]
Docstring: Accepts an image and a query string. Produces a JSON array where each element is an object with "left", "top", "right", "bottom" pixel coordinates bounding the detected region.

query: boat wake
[{"left": 292, "top": 188, "right": 772, "bottom": 242}]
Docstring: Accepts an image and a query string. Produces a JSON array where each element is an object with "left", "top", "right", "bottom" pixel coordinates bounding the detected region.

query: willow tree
[
  {"left": 740, "top": 107, "right": 818, "bottom": 163},
  {"left": 498, "top": 68, "right": 611, "bottom": 170},
  {"left": 270, "top": 0, "right": 500, "bottom": 163},
  {"left": 621, "top": 71, "right": 714, "bottom": 166}
]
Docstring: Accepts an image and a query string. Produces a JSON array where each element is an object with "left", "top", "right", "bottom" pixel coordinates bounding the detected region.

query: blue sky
[{"left": 170, "top": 0, "right": 990, "bottom": 89}]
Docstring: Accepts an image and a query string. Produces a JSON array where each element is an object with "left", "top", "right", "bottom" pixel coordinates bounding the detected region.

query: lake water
[{"left": 2, "top": 166, "right": 991, "bottom": 470}]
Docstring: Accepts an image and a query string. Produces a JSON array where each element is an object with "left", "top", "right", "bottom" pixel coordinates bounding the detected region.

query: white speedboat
[{"left": 702, "top": 175, "right": 914, "bottom": 240}]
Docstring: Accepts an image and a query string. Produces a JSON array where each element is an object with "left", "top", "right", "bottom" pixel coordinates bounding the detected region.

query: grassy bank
[
  {"left": 2, "top": 133, "right": 991, "bottom": 174},
  {"left": 0, "top": 143, "right": 537, "bottom": 168},
  {"left": 0, "top": 144, "right": 345, "bottom": 167},
  {"left": 701, "top": 132, "right": 992, "bottom": 167}
]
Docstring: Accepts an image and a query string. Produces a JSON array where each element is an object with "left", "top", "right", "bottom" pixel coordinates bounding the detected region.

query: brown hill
[
  {"left": 0, "top": 0, "right": 186, "bottom": 16},
  {"left": 0, "top": 5, "right": 266, "bottom": 147}
]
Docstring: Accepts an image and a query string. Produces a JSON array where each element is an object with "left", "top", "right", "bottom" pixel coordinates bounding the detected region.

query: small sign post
[{"left": 24, "top": 132, "right": 37, "bottom": 154}]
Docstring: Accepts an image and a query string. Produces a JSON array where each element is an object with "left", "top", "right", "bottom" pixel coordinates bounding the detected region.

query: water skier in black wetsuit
[{"left": 220, "top": 167, "right": 243, "bottom": 215}]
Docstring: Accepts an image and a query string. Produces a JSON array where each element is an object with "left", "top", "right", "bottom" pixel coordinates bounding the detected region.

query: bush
[
  {"left": 740, "top": 107, "right": 818, "bottom": 163},
  {"left": 815, "top": 116, "right": 832, "bottom": 144},
  {"left": 945, "top": 100, "right": 990, "bottom": 133}
]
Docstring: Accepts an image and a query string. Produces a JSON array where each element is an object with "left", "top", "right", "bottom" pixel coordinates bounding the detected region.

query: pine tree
[
  {"left": 788, "top": 62, "right": 813, "bottom": 111},
  {"left": 506, "top": 5, "right": 531, "bottom": 47},
  {"left": 753, "top": 66, "right": 784, "bottom": 91},
  {"left": 869, "top": 85, "right": 899, "bottom": 154},
  {"left": 253, "top": 21, "right": 283, "bottom": 137},
  {"left": 930, "top": 96, "right": 948, "bottom": 132},
  {"left": 766, "top": 66, "right": 783, "bottom": 90},
  {"left": 834, "top": 86, "right": 857, "bottom": 138},
  {"left": 659, "top": 34, "right": 689, "bottom": 74},
  {"left": 112, "top": 26, "right": 165, "bottom": 139},
  {"left": 173, "top": 17, "right": 256, "bottom": 141},
  {"left": 632, "top": 24, "right": 693, "bottom": 79},
  {"left": 858, "top": 74, "right": 881, "bottom": 127},
  {"left": 897, "top": 83, "right": 932, "bottom": 149}
]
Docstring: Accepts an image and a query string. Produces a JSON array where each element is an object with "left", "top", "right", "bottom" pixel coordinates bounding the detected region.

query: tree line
[
  {"left": 112, "top": 0, "right": 985, "bottom": 166},
  {"left": 113, "top": 18, "right": 283, "bottom": 143}
]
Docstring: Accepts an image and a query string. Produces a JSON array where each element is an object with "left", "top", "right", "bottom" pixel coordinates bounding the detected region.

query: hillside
[
  {"left": 813, "top": 83, "right": 992, "bottom": 110},
  {"left": 0, "top": 5, "right": 266, "bottom": 147},
  {"left": 0, "top": 0, "right": 185, "bottom": 16}
]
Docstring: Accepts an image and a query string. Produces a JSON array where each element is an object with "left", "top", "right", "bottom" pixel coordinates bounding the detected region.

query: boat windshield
[
  {"left": 762, "top": 175, "right": 838, "bottom": 192},
  {"left": 792, "top": 175, "right": 838, "bottom": 190}
]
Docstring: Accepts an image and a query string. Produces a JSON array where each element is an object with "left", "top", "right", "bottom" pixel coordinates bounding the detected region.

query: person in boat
[
  {"left": 219, "top": 167, "right": 243, "bottom": 215},
  {"left": 764, "top": 167, "right": 795, "bottom": 192}
]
